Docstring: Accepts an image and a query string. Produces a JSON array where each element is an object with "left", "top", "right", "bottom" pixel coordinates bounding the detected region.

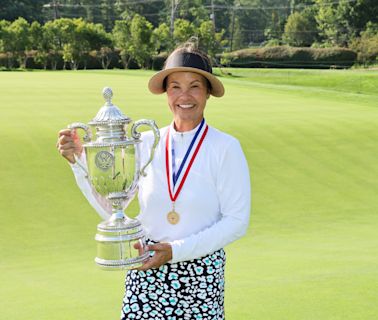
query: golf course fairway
[{"left": 0, "top": 68, "right": 377, "bottom": 319}]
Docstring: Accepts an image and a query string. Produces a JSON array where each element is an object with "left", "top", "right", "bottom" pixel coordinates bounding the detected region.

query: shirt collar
[{"left": 170, "top": 119, "right": 206, "bottom": 137}]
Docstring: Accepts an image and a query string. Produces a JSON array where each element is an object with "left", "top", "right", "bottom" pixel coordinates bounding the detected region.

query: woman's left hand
[{"left": 135, "top": 242, "right": 173, "bottom": 270}]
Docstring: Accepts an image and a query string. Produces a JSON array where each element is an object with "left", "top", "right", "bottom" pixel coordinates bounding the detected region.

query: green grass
[
  {"left": 216, "top": 68, "right": 378, "bottom": 97},
  {"left": 0, "top": 68, "right": 377, "bottom": 319}
]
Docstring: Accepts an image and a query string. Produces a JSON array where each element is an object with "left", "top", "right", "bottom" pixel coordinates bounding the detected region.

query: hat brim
[{"left": 148, "top": 67, "right": 225, "bottom": 97}]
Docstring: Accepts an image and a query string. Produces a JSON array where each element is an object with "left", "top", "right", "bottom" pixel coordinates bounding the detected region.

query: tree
[
  {"left": 198, "top": 20, "right": 227, "bottom": 58},
  {"left": 61, "top": 19, "right": 111, "bottom": 69},
  {"left": 230, "top": 12, "right": 243, "bottom": 51},
  {"left": 100, "top": 0, "right": 116, "bottom": 31},
  {"left": 113, "top": 15, "right": 154, "bottom": 69},
  {"left": 112, "top": 19, "right": 132, "bottom": 68},
  {"left": 176, "top": 0, "right": 209, "bottom": 27},
  {"left": 43, "top": 19, "right": 68, "bottom": 70},
  {"left": 315, "top": 0, "right": 378, "bottom": 46},
  {"left": 206, "top": 0, "right": 234, "bottom": 34},
  {"left": 129, "top": 14, "right": 154, "bottom": 68},
  {"left": 315, "top": 0, "right": 352, "bottom": 46},
  {"left": 264, "top": 11, "right": 284, "bottom": 43},
  {"left": 77, "top": 20, "right": 112, "bottom": 68},
  {"left": 92, "top": 47, "right": 114, "bottom": 69},
  {"left": 173, "top": 19, "right": 196, "bottom": 45},
  {"left": 118, "top": 0, "right": 164, "bottom": 28},
  {"left": 0, "top": 0, "right": 45, "bottom": 23},
  {"left": 349, "top": 22, "right": 378, "bottom": 65},
  {"left": 283, "top": 10, "right": 318, "bottom": 46},
  {"left": 350, "top": 0, "right": 378, "bottom": 31},
  {"left": 89, "top": 24, "right": 113, "bottom": 69},
  {"left": 48, "top": 18, "right": 76, "bottom": 69},
  {"left": 152, "top": 23, "right": 173, "bottom": 53},
  {"left": 7, "top": 18, "right": 31, "bottom": 68},
  {"left": 29, "top": 21, "right": 48, "bottom": 68},
  {"left": 0, "top": 20, "right": 13, "bottom": 68},
  {"left": 230, "top": 0, "right": 271, "bottom": 48},
  {"left": 38, "top": 18, "right": 111, "bottom": 70}
]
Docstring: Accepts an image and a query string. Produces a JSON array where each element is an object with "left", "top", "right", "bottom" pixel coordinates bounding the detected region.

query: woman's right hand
[{"left": 57, "top": 129, "right": 83, "bottom": 164}]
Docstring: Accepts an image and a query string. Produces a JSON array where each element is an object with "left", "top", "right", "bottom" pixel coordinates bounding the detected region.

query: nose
[{"left": 179, "top": 87, "right": 192, "bottom": 98}]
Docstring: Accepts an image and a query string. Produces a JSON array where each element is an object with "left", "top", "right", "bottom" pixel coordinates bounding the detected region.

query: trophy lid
[{"left": 89, "top": 87, "right": 131, "bottom": 126}]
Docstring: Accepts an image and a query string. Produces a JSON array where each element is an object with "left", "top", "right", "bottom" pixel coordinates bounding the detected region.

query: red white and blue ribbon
[{"left": 165, "top": 119, "right": 208, "bottom": 203}]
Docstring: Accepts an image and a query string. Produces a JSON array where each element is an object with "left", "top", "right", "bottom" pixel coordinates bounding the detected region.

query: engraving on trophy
[{"left": 95, "top": 150, "right": 114, "bottom": 171}]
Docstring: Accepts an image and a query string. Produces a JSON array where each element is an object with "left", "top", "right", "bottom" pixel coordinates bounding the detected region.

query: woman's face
[{"left": 166, "top": 71, "right": 209, "bottom": 131}]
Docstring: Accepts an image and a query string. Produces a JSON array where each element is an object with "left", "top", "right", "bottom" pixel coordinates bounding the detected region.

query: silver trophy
[{"left": 68, "top": 87, "right": 160, "bottom": 270}]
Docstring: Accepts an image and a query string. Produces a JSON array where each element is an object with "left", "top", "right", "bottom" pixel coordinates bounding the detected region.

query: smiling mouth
[{"left": 177, "top": 104, "right": 195, "bottom": 109}]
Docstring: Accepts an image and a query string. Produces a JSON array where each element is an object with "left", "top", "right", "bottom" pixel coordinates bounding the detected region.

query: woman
[{"left": 57, "top": 42, "right": 251, "bottom": 319}]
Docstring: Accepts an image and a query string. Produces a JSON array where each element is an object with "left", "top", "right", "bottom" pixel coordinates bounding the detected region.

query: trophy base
[
  {"left": 95, "top": 251, "right": 150, "bottom": 270},
  {"left": 95, "top": 213, "right": 149, "bottom": 271}
]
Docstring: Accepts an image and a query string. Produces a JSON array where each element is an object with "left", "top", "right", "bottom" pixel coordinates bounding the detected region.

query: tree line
[
  {"left": 0, "top": 0, "right": 377, "bottom": 68},
  {"left": 0, "top": 16, "right": 225, "bottom": 70}
]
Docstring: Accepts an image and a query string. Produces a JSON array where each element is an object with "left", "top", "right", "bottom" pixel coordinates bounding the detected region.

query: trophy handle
[
  {"left": 131, "top": 119, "right": 160, "bottom": 177},
  {"left": 67, "top": 122, "right": 92, "bottom": 176}
]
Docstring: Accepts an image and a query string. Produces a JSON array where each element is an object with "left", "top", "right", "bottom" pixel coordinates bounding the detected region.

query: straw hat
[{"left": 148, "top": 50, "right": 225, "bottom": 97}]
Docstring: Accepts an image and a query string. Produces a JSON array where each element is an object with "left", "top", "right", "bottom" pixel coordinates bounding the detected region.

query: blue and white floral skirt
[{"left": 120, "top": 247, "right": 226, "bottom": 320}]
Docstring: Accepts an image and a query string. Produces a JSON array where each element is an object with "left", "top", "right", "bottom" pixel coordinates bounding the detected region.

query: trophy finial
[
  {"left": 102, "top": 87, "right": 113, "bottom": 105},
  {"left": 90, "top": 86, "right": 131, "bottom": 130}
]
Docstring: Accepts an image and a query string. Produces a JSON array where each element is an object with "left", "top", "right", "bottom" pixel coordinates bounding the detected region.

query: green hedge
[
  {"left": 219, "top": 46, "right": 357, "bottom": 69},
  {"left": 152, "top": 52, "right": 169, "bottom": 70}
]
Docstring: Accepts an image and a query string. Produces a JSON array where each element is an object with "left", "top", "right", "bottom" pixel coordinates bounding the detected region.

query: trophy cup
[{"left": 68, "top": 87, "right": 160, "bottom": 270}]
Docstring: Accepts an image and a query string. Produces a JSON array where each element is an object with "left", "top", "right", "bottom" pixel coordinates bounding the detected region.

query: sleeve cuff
[
  {"left": 169, "top": 239, "right": 185, "bottom": 264},
  {"left": 69, "top": 152, "right": 87, "bottom": 175}
]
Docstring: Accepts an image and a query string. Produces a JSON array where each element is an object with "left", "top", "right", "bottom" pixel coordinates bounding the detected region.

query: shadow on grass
[{"left": 0, "top": 67, "right": 38, "bottom": 72}]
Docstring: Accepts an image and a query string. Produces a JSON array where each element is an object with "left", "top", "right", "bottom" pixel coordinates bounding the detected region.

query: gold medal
[{"left": 167, "top": 210, "right": 180, "bottom": 225}]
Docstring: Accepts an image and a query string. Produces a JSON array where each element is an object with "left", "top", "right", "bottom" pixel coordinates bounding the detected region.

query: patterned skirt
[{"left": 120, "top": 247, "right": 226, "bottom": 320}]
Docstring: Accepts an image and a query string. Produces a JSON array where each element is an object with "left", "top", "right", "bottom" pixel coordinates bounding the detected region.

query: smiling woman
[
  {"left": 165, "top": 72, "right": 209, "bottom": 131},
  {"left": 57, "top": 40, "right": 251, "bottom": 319}
]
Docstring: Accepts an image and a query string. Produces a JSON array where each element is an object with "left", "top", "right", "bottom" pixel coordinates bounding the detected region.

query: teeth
[{"left": 178, "top": 104, "right": 194, "bottom": 109}]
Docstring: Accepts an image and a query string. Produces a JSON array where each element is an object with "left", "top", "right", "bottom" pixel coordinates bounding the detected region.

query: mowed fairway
[{"left": 0, "top": 68, "right": 377, "bottom": 320}]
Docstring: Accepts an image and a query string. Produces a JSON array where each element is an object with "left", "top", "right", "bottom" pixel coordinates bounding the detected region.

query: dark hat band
[{"left": 165, "top": 52, "right": 212, "bottom": 74}]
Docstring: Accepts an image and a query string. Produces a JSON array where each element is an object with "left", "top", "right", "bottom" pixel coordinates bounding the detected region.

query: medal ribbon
[
  {"left": 172, "top": 119, "right": 205, "bottom": 186},
  {"left": 165, "top": 121, "right": 208, "bottom": 203}
]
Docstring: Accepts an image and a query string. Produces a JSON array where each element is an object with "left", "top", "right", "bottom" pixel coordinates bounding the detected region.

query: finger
[
  {"left": 58, "top": 142, "right": 76, "bottom": 150},
  {"left": 59, "top": 134, "right": 74, "bottom": 145},
  {"left": 133, "top": 241, "right": 145, "bottom": 256},
  {"left": 136, "top": 257, "right": 151, "bottom": 271},
  {"left": 146, "top": 244, "right": 165, "bottom": 252},
  {"left": 137, "top": 256, "right": 158, "bottom": 271},
  {"left": 59, "top": 147, "right": 75, "bottom": 157},
  {"left": 58, "top": 129, "right": 73, "bottom": 137},
  {"left": 59, "top": 150, "right": 75, "bottom": 159}
]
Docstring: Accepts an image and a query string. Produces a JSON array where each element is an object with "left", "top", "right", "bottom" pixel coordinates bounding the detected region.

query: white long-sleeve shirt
[{"left": 71, "top": 120, "right": 251, "bottom": 263}]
